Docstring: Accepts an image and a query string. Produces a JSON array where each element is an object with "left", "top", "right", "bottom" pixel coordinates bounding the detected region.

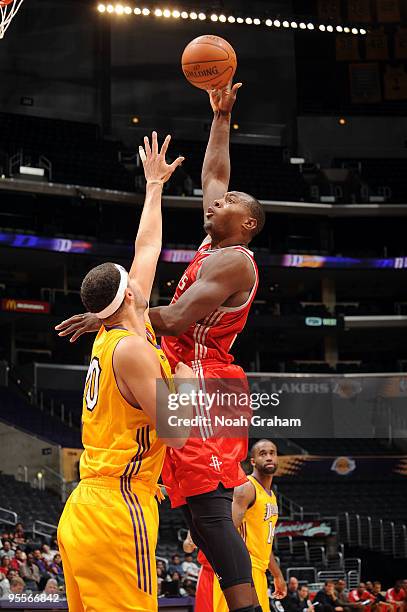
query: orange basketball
[{"left": 181, "top": 35, "right": 237, "bottom": 90}]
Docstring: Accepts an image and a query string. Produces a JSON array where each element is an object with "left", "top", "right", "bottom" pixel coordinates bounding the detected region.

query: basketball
[{"left": 181, "top": 35, "right": 237, "bottom": 90}]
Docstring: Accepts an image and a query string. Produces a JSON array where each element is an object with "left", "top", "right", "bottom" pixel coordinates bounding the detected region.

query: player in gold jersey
[
  {"left": 57, "top": 133, "right": 194, "bottom": 612},
  {"left": 191, "top": 440, "right": 286, "bottom": 612}
]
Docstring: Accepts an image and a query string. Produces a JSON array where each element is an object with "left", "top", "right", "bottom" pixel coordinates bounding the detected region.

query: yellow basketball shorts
[
  {"left": 212, "top": 565, "right": 270, "bottom": 612},
  {"left": 58, "top": 477, "right": 159, "bottom": 612}
]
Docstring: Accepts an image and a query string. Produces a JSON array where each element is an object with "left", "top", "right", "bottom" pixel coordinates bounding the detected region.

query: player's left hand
[
  {"left": 272, "top": 575, "right": 287, "bottom": 599},
  {"left": 140, "top": 131, "right": 184, "bottom": 184},
  {"left": 209, "top": 81, "right": 242, "bottom": 114}
]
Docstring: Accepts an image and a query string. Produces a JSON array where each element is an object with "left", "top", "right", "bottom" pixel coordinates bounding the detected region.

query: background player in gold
[
  {"left": 57, "top": 133, "right": 194, "bottom": 612},
  {"left": 193, "top": 440, "right": 287, "bottom": 612}
]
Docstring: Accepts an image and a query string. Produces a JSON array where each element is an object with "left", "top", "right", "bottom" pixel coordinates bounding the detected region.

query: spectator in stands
[
  {"left": 181, "top": 553, "right": 199, "bottom": 581},
  {"left": 335, "top": 579, "right": 351, "bottom": 612},
  {"left": 168, "top": 554, "right": 184, "bottom": 577},
  {"left": 298, "top": 585, "right": 314, "bottom": 612},
  {"left": 1, "top": 541, "right": 15, "bottom": 559},
  {"left": 13, "top": 525, "right": 26, "bottom": 546},
  {"left": 282, "top": 577, "right": 301, "bottom": 612},
  {"left": 349, "top": 582, "right": 376, "bottom": 610},
  {"left": 32, "top": 549, "right": 48, "bottom": 575},
  {"left": 0, "top": 556, "right": 11, "bottom": 576},
  {"left": 156, "top": 560, "right": 167, "bottom": 579},
  {"left": 371, "top": 581, "right": 392, "bottom": 612},
  {"left": 49, "top": 553, "right": 64, "bottom": 586},
  {"left": 0, "top": 573, "right": 10, "bottom": 599},
  {"left": 386, "top": 581, "right": 406, "bottom": 610},
  {"left": 313, "top": 580, "right": 344, "bottom": 612},
  {"left": 6, "top": 571, "right": 18, "bottom": 582},
  {"left": 183, "top": 578, "right": 196, "bottom": 597},
  {"left": 366, "top": 583, "right": 374, "bottom": 594},
  {"left": 41, "top": 545, "right": 54, "bottom": 564},
  {"left": 20, "top": 553, "right": 41, "bottom": 591},
  {"left": 42, "top": 578, "right": 59, "bottom": 595},
  {"left": 8, "top": 577, "right": 26, "bottom": 596},
  {"left": 157, "top": 567, "right": 165, "bottom": 596}
]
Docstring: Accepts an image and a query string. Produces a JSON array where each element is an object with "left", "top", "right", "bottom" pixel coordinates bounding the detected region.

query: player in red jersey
[{"left": 56, "top": 82, "right": 265, "bottom": 612}]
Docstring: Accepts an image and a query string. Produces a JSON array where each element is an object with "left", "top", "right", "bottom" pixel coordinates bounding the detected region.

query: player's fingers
[
  {"left": 138, "top": 146, "right": 147, "bottom": 164},
  {"left": 70, "top": 329, "right": 85, "bottom": 343},
  {"left": 160, "top": 134, "right": 171, "bottom": 157},
  {"left": 144, "top": 135, "right": 152, "bottom": 157},
  {"left": 57, "top": 321, "right": 86, "bottom": 337},
  {"left": 169, "top": 156, "right": 185, "bottom": 171},
  {"left": 152, "top": 130, "right": 159, "bottom": 155},
  {"left": 232, "top": 82, "right": 243, "bottom": 95},
  {"left": 55, "top": 315, "right": 83, "bottom": 330}
]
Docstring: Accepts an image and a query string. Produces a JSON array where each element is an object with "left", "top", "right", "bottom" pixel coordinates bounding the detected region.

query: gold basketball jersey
[
  {"left": 80, "top": 322, "right": 173, "bottom": 490},
  {"left": 239, "top": 475, "right": 279, "bottom": 571}
]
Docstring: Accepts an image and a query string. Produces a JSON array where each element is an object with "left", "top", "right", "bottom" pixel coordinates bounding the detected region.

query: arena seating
[
  {"left": 0, "top": 474, "right": 63, "bottom": 528},
  {"left": 277, "top": 476, "right": 407, "bottom": 523},
  {"left": 0, "top": 113, "right": 133, "bottom": 192},
  {"left": 172, "top": 139, "right": 309, "bottom": 201},
  {"left": 0, "top": 386, "right": 81, "bottom": 448},
  {"left": 336, "top": 158, "right": 407, "bottom": 203}
]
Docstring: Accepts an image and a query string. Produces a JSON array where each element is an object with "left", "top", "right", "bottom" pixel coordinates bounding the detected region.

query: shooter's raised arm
[{"left": 201, "top": 82, "right": 242, "bottom": 217}]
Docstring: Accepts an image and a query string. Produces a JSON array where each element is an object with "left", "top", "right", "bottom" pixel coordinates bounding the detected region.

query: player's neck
[
  {"left": 252, "top": 469, "right": 273, "bottom": 492},
  {"left": 210, "top": 233, "right": 249, "bottom": 250},
  {"left": 110, "top": 313, "right": 146, "bottom": 336}
]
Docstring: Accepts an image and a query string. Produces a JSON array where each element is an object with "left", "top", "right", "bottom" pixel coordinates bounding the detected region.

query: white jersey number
[{"left": 85, "top": 357, "right": 101, "bottom": 412}]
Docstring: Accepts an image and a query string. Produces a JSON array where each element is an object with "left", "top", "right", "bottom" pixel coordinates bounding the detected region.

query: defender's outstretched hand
[
  {"left": 55, "top": 312, "right": 101, "bottom": 343},
  {"left": 140, "top": 131, "right": 184, "bottom": 184},
  {"left": 208, "top": 81, "right": 242, "bottom": 115}
]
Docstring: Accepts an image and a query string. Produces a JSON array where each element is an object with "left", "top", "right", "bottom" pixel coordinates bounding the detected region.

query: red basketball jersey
[
  {"left": 161, "top": 237, "right": 258, "bottom": 503},
  {"left": 162, "top": 238, "right": 259, "bottom": 369}
]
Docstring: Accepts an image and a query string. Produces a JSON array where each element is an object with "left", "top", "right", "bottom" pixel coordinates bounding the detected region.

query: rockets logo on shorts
[{"left": 209, "top": 455, "right": 222, "bottom": 471}]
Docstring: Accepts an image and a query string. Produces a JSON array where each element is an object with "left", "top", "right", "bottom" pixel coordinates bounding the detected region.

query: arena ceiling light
[{"left": 96, "top": 5, "right": 368, "bottom": 35}]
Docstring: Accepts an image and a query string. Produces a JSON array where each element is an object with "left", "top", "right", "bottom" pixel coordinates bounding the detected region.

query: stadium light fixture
[{"left": 97, "top": 5, "right": 367, "bottom": 36}]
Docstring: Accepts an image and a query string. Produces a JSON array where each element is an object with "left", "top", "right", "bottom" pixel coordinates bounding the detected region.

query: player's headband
[{"left": 95, "top": 264, "right": 129, "bottom": 319}]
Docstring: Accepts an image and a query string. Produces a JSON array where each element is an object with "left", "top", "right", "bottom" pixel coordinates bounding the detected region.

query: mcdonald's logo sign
[
  {"left": 3, "top": 299, "right": 17, "bottom": 311},
  {"left": 1, "top": 298, "right": 50, "bottom": 314}
]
